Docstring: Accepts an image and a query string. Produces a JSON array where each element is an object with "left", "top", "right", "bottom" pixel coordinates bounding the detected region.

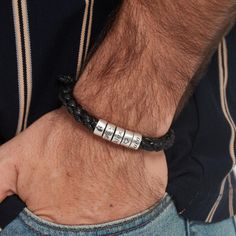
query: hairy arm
[
  {"left": 75, "top": 0, "right": 236, "bottom": 136},
  {"left": 0, "top": 0, "right": 236, "bottom": 225}
]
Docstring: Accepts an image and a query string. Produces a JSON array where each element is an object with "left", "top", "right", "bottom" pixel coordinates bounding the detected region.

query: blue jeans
[{"left": 1, "top": 195, "right": 236, "bottom": 236}]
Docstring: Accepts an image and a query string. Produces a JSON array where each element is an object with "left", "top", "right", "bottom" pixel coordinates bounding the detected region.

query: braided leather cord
[
  {"left": 58, "top": 76, "right": 175, "bottom": 152},
  {"left": 58, "top": 76, "right": 98, "bottom": 131}
]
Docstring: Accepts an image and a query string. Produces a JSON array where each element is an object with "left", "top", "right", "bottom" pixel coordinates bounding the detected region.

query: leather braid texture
[{"left": 58, "top": 76, "right": 175, "bottom": 152}]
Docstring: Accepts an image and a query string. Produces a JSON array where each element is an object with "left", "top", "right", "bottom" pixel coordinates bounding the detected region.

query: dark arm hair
[{"left": 74, "top": 0, "right": 236, "bottom": 137}]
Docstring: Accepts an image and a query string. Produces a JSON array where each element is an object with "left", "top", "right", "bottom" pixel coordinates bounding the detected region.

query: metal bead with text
[
  {"left": 121, "top": 130, "right": 134, "bottom": 147},
  {"left": 103, "top": 123, "right": 116, "bottom": 141},
  {"left": 94, "top": 119, "right": 107, "bottom": 137},
  {"left": 129, "top": 132, "right": 142, "bottom": 150},
  {"left": 111, "top": 126, "right": 125, "bottom": 144}
]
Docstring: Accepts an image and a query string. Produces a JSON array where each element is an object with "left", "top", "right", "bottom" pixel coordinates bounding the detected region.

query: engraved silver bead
[
  {"left": 94, "top": 119, "right": 142, "bottom": 151},
  {"left": 121, "top": 130, "right": 134, "bottom": 147},
  {"left": 129, "top": 132, "right": 142, "bottom": 150},
  {"left": 94, "top": 119, "right": 107, "bottom": 137},
  {"left": 111, "top": 127, "right": 125, "bottom": 144},
  {"left": 103, "top": 123, "right": 116, "bottom": 141}
]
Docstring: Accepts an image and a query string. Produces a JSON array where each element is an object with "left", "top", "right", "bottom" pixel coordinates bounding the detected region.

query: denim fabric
[{"left": 1, "top": 195, "right": 236, "bottom": 236}]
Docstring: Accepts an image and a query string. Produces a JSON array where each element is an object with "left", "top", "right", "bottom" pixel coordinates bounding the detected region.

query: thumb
[{"left": 0, "top": 155, "right": 18, "bottom": 203}]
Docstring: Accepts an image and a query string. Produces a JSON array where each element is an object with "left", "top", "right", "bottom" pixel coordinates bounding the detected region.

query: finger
[{"left": 0, "top": 157, "right": 18, "bottom": 203}]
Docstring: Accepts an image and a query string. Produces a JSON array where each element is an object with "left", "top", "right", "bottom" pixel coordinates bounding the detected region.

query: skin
[
  {"left": 0, "top": 0, "right": 236, "bottom": 225},
  {"left": 0, "top": 108, "right": 167, "bottom": 224}
]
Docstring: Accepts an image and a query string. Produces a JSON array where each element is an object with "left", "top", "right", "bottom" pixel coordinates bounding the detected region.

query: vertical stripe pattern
[
  {"left": 12, "top": 0, "right": 32, "bottom": 134},
  {"left": 228, "top": 174, "right": 234, "bottom": 216},
  {"left": 12, "top": 0, "right": 24, "bottom": 134},
  {"left": 85, "top": 0, "right": 94, "bottom": 57},
  {"left": 76, "top": 0, "right": 90, "bottom": 78},
  {"left": 206, "top": 38, "right": 236, "bottom": 222},
  {"left": 21, "top": 0, "right": 32, "bottom": 130},
  {"left": 76, "top": 0, "right": 94, "bottom": 78}
]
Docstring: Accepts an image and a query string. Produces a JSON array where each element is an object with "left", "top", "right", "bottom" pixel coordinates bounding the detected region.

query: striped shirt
[{"left": 0, "top": 0, "right": 235, "bottom": 228}]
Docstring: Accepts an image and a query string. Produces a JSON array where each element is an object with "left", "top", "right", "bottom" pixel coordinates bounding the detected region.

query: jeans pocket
[{"left": 2, "top": 193, "right": 174, "bottom": 236}]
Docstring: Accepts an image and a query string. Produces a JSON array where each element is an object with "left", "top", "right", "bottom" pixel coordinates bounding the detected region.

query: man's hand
[
  {"left": 0, "top": 0, "right": 236, "bottom": 226},
  {"left": 0, "top": 108, "right": 167, "bottom": 225}
]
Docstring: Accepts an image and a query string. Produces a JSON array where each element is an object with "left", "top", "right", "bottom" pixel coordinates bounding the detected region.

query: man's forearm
[
  {"left": 1, "top": 1, "right": 236, "bottom": 225},
  {"left": 75, "top": 0, "right": 236, "bottom": 137}
]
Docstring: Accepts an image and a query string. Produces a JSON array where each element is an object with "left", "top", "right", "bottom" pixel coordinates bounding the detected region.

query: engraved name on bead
[
  {"left": 121, "top": 130, "right": 134, "bottom": 147},
  {"left": 94, "top": 119, "right": 107, "bottom": 137},
  {"left": 94, "top": 120, "right": 141, "bottom": 150},
  {"left": 130, "top": 133, "right": 142, "bottom": 150},
  {"left": 103, "top": 123, "right": 116, "bottom": 141},
  {"left": 111, "top": 127, "right": 125, "bottom": 144}
]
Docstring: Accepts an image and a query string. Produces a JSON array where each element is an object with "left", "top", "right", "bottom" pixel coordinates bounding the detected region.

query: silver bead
[
  {"left": 103, "top": 123, "right": 116, "bottom": 141},
  {"left": 121, "top": 130, "right": 134, "bottom": 147},
  {"left": 111, "top": 127, "right": 125, "bottom": 144},
  {"left": 94, "top": 120, "right": 142, "bottom": 151},
  {"left": 94, "top": 119, "right": 107, "bottom": 137},
  {"left": 129, "top": 133, "right": 142, "bottom": 150}
]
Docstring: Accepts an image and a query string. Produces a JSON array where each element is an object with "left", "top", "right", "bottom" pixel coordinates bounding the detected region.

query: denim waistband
[{"left": 18, "top": 194, "right": 174, "bottom": 235}]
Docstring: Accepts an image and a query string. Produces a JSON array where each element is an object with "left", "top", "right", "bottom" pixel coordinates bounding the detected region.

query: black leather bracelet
[{"left": 58, "top": 76, "right": 175, "bottom": 152}]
